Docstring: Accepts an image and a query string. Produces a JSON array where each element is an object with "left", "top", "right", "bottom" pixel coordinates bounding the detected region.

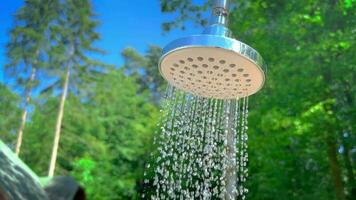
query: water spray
[{"left": 145, "top": 1, "right": 266, "bottom": 199}]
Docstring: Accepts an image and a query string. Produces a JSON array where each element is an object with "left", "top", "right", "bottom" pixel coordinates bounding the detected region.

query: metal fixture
[{"left": 158, "top": 0, "right": 266, "bottom": 99}]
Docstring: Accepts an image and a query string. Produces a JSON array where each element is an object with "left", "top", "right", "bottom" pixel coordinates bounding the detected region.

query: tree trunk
[
  {"left": 48, "top": 65, "right": 70, "bottom": 177},
  {"left": 15, "top": 67, "right": 36, "bottom": 156},
  {"left": 326, "top": 135, "right": 346, "bottom": 200}
]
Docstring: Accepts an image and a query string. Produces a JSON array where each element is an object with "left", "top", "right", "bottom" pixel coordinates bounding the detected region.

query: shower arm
[
  {"left": 204, "top": 0, "right": 232, "bottom": 37},
  {"left": 211, "top": 0, "right": 230, "bottom": 26}
]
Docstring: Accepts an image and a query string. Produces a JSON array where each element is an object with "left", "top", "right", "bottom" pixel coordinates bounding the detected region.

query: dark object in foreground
[{"left": 0, "top": 140, "right": 85, "bottom": 200}]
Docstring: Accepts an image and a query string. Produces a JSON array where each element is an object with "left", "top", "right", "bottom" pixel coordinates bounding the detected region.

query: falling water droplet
[{"left": 145, "top": 85, "right": 250, "bottom": 199}]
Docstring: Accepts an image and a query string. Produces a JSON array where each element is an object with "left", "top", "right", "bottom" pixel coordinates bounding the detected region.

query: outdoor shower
[
  {"left": 146, "top": 0, "right": 266, "bottom": 199},
  {"left": 159, "top": 0, "right": 265, "bottom": 99}
]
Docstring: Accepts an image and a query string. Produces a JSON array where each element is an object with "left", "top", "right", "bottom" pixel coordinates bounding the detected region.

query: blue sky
[{"left": 0, "top": 0, "right": 204, "bottom": 84}]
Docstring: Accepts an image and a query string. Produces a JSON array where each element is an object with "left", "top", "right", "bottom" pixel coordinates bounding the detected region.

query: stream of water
[{"left": 144, "top": 85, "right": 250, "bottom": 200}]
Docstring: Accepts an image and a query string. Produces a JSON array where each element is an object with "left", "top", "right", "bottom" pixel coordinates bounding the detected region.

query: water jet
[{"left": 146, "top": 1, "right": 266, "bottom": 199}]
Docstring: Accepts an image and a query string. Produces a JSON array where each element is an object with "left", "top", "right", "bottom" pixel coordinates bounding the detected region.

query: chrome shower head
[{"left": 159, "top": 0, "right": 265, "bottom": 99}]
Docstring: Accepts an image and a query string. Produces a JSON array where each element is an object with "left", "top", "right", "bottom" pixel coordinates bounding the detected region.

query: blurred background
[{"left": 0, "top": 0, "right": 355, "bottom": 199}]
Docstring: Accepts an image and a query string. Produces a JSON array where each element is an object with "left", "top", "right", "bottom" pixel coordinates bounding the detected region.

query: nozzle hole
[
  {"left": 219, "top": 60, "right": 226, "bottom": 64},
  {"left": 232, "top": 74, "right": 237, "bottom": 77},
  {"left": 213, "top": 65, "right": 219, "bottom": 70},
  {"left": 202, "top": 64, "right": 208, "bottom": 68},
  {"left": 208, "top": 57, "right": 215, "bottom": 62},
  {"left": 238, "top": 68, "right": 244, "bottom": 72},
  {"left": 187, "top": 57, "right": 193, "bottom": 62},
  {"left": 173, "top": 63, "right": 179, "bottom": 67},
  {"left": 198, "top": 71, "right": 203, "bottom": 74},
  {"left": 192, "top": 64, "right": 198, "bottom": 69},
  {"left": 197, "top": 57, "right": 203, "bottom": 61},
  {"left": 246, "top": 79, "right": 251, "bottom": 82},
  {"left": 179, "top": 60, "right": 185, "bottom": 64},
  {"left": 223, "top": 69, "right": 229, "bottom": 73},
  {"left": 243, "top": 74, "right": 249, "bottom": 77},
  {"left": 230, "top": 64, "right": 236, "bottom": 68}
]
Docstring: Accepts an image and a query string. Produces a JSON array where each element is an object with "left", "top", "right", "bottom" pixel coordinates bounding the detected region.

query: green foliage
[
  {"left": 160, "top": 0, "right": 356, "bottom": 199},
  {"left": 160, "top": 0, "right": 212, "bottom": 31},
  {"left": 0, "top": 84, "right": 20, "bottom": 145},
  {"left": 72, "top": 158, "right": 96, "bottom": 190},
  {"left": 6, "top": 0, "right": 58, "bottom": 91},
  {"left": 48, "top": 0, "right": 110, "bottom": 93},
  {"left": 20, "top": 70, "right": 159, "bottom": 199},
  {"left": 122, "top": 45, "right": 166, "bottom": 104}
]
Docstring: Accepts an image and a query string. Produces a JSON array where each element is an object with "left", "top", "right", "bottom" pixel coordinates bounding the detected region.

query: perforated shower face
[{"left": 159, "top": 47, "right": 264, "bottom": 99}]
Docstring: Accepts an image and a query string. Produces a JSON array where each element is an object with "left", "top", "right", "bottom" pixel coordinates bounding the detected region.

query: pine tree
[
  {"left": 47, "top": 0, "right": 107, "bottom": 177},
  {"left": 122, "top": 45, "right": 165, "bottom": 104},
  {"left": 6, "top": 0, "right": 58, "bottom": 155}
]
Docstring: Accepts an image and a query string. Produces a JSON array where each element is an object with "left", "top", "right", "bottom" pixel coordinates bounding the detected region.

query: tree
[
  {"left": 160, "top": 0, "right": 212, "bottom": 31},
  {"left": 122, "top": 45, "right": 166, "bottom": 104},
  {"left": 228, "top": 1, "right": 356, "bottom": 199},
  {"left": 6, "top": 0, "right": 58, "bottom": 156},
  {"left": 77, "top": 70, "right": 158, "bottom": 199},
  {"left": 0, "top": 84, "right": 20, "bottom": 146},
  {"left": 47, "top": 0, "right": 108, "bottom": 177},
  {"left": 21, "top": 69, "right": 159, "bottom": 199}
]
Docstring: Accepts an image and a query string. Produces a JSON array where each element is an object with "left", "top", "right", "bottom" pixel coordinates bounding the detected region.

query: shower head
[{"left": 158, "top": 0, "right": 265, "bottom": 99}]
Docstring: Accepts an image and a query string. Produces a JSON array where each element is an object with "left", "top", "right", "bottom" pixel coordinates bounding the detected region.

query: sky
[{"left": 0, "top": 0, "right": 204, "bottom": 84}]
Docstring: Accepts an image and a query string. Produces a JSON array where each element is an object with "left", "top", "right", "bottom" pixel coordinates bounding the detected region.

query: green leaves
[
  {"left": 160, "top": 0, "right": 211, "bottom": 31},
  {"left": 122, "top": 45, "right": 166, "bottom": 104},
  {"left": 72, "top": 158, "right": 96, "bottom": 185},
  {"left": 6, "top": 0, "right": 58, "bottom": 94},
  {"left": 17, "top": 69, "right": 159, "bottom": 198},
  {"left": 0, "top": 84, "right": 21, "bottom": 145}
]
